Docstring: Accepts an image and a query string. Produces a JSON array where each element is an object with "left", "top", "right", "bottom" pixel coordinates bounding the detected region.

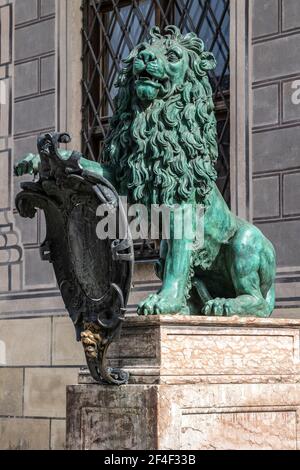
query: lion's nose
[{"left": 139, "top": 49, "right": 156, "bottom": 64}]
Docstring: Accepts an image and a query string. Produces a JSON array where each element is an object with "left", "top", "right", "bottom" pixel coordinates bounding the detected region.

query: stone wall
[
  {"left": 0, "top": 316, "right": 85, "bottom": 449},
  {"left": 14, "top": 0, "right": 56, "bottom": 289},
  {"left": 0, "top": 0, "right": 83, "bottom": 450},
  {"left": 252, "top": 0, "right": 300, "bottom": 317},
  {"left": 1, "top": 0, "right": 300, "bottom": 451}
]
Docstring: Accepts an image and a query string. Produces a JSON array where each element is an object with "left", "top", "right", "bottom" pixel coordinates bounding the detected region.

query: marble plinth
[{"left": 66, "top": 316, "right": 300, "bottom": 450}]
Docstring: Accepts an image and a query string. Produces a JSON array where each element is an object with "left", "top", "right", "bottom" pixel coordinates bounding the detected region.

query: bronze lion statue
[{"left": 15, "top": 26, "right": 276, "bottom": 318}]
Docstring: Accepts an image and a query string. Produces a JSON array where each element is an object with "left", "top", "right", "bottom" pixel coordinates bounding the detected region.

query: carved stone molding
[
  {"left": 1, "top": 0, "right": 81, "bottom": 306},
  {"left": 230, "top": 0, "right": 253, "bottom": 221},
  {"left": 0, "top": 0, "right": 23, "bottom": 293},
  {"left": 56, "top": 0, "right": 82, "bottom": 150}
]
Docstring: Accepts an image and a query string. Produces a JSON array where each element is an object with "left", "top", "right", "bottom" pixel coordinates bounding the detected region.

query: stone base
[{"left": 66, "top": 316, "right": 300, "bottom": 450}]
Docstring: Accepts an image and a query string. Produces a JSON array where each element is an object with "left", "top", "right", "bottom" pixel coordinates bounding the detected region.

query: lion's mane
[{"left": 103, "top": 26, "right": 218, "bottom": 206}]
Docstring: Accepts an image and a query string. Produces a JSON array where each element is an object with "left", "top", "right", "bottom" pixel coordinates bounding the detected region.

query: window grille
[{"left": 82, "top": 0, "right": 230, "bottom": 260}]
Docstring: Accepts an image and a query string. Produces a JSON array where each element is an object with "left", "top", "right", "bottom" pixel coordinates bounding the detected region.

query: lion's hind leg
[{"left": 202, "top": 224, "right": 276, "bottom": 318}]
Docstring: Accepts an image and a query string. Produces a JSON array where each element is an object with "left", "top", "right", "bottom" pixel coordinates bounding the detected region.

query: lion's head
[{"left": 104, "top": 25, "right": 218, "bottom": 206}]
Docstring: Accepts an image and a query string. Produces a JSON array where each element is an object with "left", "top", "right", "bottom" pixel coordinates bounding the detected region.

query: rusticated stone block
[
  {"left": 253, "top": 85, "right": 278, "bottom": 127},
  {"left": 15, "top": 94, "right": 55, "bottom": 135},
  {"left": 252, "top": 0, "right": 279, "bottom": 38},
  {"left": 15, "top": 19, "right": 55, "bottom": 62},
  {"left": 0, "top": 318, "right": 51, "bottom": 366},
  {"left": 50, "top": 419, "right": 66, "bottom": 450},
  {"left": 24, "top": 368, "right": 78, "bottom": 418},
  {"left": 52, "top": 317, "right": 85, "bottom": 366},
  {"left": 67, "top": 316, "right": 300, "bottom": 450},
  {"left": 0, "top": 418, "right": 50, "bottom": 450},
  {"left": 15, "top": 0, "right": 38, "bottom": 25},
  {"left": 253, "top": 175, "right": 280, "bottom": 219},
  {"left": 256, "top": 219, "right": 300, "bottom": 267},
  {"left": 253, "top": 34, "right": 300, "bottom": 82},
  {"left": 40, "top": 0, "right": 55, "bottom": 17},
  {"left": 283, "top": 172, "right": 300, "bottom": 216},
  {"left": 0, "top": 368, "right": 23, "bottom": 416},
  {"left": 15, "top": 60, "right": 39, "bottom": 99},
  {"left": 282, "top": 0, "right": 300, "bottom": 32}
]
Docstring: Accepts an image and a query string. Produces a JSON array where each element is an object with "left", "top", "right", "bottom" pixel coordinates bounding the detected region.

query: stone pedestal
[{"left": 66, "top": 316, "right": 300, "bottom": 450}]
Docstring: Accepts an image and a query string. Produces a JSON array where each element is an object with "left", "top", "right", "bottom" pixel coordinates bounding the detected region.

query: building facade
[{"left": 0, "top": 0, "right": 300, "bottom": 450}]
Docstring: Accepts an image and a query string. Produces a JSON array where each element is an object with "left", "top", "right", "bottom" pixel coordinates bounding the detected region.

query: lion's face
[
  {"left": 133, "top": 39, "right": 189, "bottom": 102},
  {"left": 105, "top": 26, "right": 219, "bottom": 206}
]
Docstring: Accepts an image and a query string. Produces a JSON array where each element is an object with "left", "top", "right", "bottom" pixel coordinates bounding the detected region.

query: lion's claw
[
  {"left": 138, "top": 292, "right": 182, "bottom": 316},
  {"left": 202, "top": 298, "right": 238, "bottom": 317},
  {"left": 14, "top": 154, "right": 40, "bottom": 177}
]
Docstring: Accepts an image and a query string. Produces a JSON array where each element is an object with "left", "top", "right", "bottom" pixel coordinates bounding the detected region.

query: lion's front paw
[
  {"left": 14, "top": 154, "right": 40, "bottom": 177},
  {"left": 137, "top": 294, "right": 159, "bottom": 316},
  {"left": 137, "top": 292, "right": 183, "bottom": 316},
  {"left": 202, "top": 298, "right": 238, "bottom": 317}
]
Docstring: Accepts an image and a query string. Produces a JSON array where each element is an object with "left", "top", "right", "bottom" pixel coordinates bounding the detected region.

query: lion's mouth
[
  {"left": 138, "top": 70, "right": 156, "bottom": 80},
  {"left": 135, "top": 69, "right": 162, "bottom": 88}
]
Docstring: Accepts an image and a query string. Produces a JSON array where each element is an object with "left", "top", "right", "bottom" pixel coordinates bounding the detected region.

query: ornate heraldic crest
[{"left": 16, "top": 133, "right": 134, "bottom": 385}]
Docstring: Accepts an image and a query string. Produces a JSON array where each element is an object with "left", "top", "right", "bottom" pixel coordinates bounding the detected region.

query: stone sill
[{"left": 123, "top": 314, "right": 300, "bottom": 328}]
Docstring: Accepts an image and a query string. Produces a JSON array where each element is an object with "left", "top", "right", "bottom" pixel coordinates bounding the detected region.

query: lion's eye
[{"left": 167, "top": 51, "right": 180, "bottom": 63}]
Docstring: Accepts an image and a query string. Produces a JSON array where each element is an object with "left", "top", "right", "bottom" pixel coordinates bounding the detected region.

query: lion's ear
[
  {"left": 123, "top": 48, "right": 138, "bottom": 64},
  {"left": 200, "top": 52, "right": 216, "bottom": 72}
]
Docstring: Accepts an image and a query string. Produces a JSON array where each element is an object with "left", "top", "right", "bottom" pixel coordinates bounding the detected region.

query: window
[{"left": 82, "top": 0, "right": 230, "bottom": 260}]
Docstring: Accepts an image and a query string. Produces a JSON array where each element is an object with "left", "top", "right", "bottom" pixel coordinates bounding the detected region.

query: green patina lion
[{"left": 15, "top": 26, "right": 276, "bottom": 317}]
